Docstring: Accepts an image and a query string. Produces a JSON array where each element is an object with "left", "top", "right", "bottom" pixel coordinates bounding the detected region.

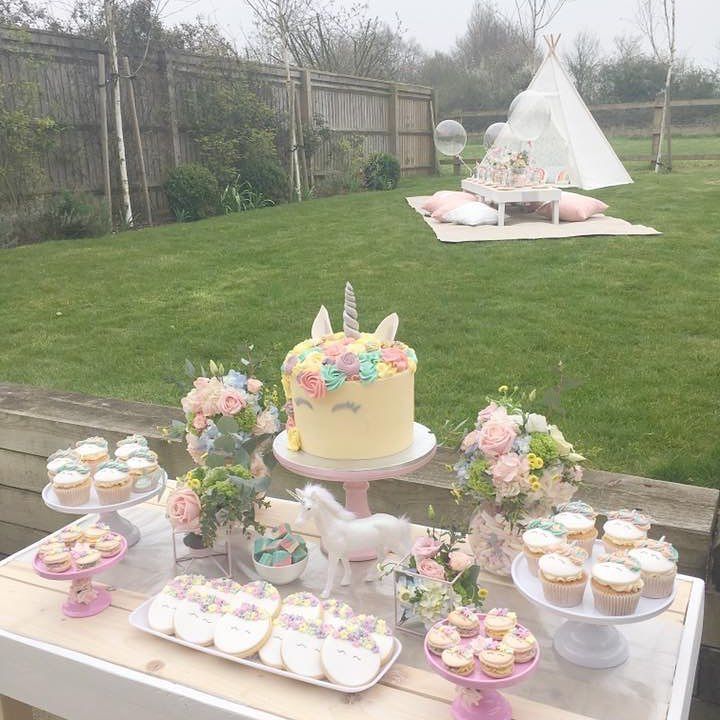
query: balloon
[
  {"left": 507, "top": 90, "right": 551, "bottom": 142},
  {"left": 483, "top": 122, "right": 507, "bottom": 150},
  {"left": 433, "top": 120, "right": 467, "bottom": 156}
]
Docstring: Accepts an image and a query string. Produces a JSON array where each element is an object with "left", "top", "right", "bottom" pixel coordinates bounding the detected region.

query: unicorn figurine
[{"left": 288, "top": 484, "right": 411, "bottom": 598}]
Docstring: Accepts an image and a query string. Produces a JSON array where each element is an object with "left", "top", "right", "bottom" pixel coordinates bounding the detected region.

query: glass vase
[
  {"left": 467, "top": 503, "right": 524, "bottom": 577},
  {"left": 172, "top": 527, "right": 233, "bottom": 577}
]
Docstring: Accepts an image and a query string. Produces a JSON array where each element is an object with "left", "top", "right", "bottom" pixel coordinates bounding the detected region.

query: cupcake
[
  {"left": 426, "top": 623, "right": 461, "bottom": 655},
  {"left": 447, "top": 606, "right": 480, "bottom": 637},
  {"left": 58, "top": 525, "right": 84, "bottom": 546},
  {"left": 83, "top": 522, "right": 110, "bottom": 545},
  {"left": 72, "top": 543, "right": 101, "bottom": 570},
  {"left": 553, "top": 501, "right": 598, "bottom": 554},
  {"left": 43, "top": 549, "right": 72, "bottom": 573},
  {"left": 74, "top": 436, "right": 109, "bottom": 471},
  {"left": 538, "top": 544, "right": 589, "bottom": 607},
  {"left": 483, "top": 608, "right": 517, "bottom": 639},
  {"left": 114, "top": 434, "right": 148, "bottom": 461},
  {"left": 501, "top": 625, "right": 538, "bottom": 663},
  {"left": 521, "top": 518, "right": 567, "bottom": 576},
  {"left": 52, "top": 462, "right": 92, "bottom": 506},
  {"left": 126, "top": 448, "right": 160, "bottom": 492},
  {"left": 591, "top": 553, "right": 644, "bottom": 616},
  {"left": 602, "top": 509, "right": 652, "bottom": 552},
  {"left": 629, "top": 540, "right": 677, "bottom": 598},
  {"left": 476, "top": 639, "right": 515, "bottom": 678},
  {"left": 441, "top": 646, "right": 475, "bottom": 676},
  {"left": 46, "top": 448, "right": 78, "bottom": 480},
  {"left": 93, "top": 460, "right": 132, "bottom": 504},
  {"left": 95, "top": 532, "right": 123, "bottom": 558}
]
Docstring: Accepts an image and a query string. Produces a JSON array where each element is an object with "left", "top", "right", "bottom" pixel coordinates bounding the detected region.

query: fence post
[
  {"left": 650, "top": 90, "right": 664, "bottom": 170},
  {"left": 162, "top": 49, "right": 182, "bottom": 168},
  {"left": 453, "top": 156, "right": 461, "bottom": 176},
  {"left": 389, "top": 85, "right": 400, "bottom": 158},
  {"left": 430, "top": 89, "right": 440, "bottom": 174},
  {"left": 299, "top": 69, "right": 314, "bottom": 187},
  {"left": 97, "top": 53, "right": 112, "bottom": 223}
]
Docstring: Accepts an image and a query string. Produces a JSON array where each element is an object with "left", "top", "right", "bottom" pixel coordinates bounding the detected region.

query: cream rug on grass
[{"left": 406, "top": 196, "right": 661, "bottom": 243}]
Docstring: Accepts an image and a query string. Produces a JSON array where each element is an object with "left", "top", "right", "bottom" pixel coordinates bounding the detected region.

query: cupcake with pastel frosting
[
  {"left": 552, "top": 501, "right": 598, "bottom": 554},
  {"left": 46, "top": 448, "right": 78, "bottom": 480},
  {"left": 93, "top": 459, "right": 132, "bottom": 504},
  {"left": 74, "top": 436, "right": 109, "bottom": 471},
  {"left": 602, "top": 509, "right": 652, "bottom": 553},
  {"left": 52, "top": 461, "right": 92, "bottom": 506},
  {"left": 629, "top": 539, "right": 678, "bottom": 598},
  {"left": 125, "top": 448, "right": 160, "bottom": 492},
  {"left": 591, "top": 552, "right": 644, "bottom": 615},
  {"left": 521, "top": 518, "right": 567, "bottom": 576},
  {"left": 537, "top": 543, "right": 589, "bottom": 607},
  {"left": 114, "top": 434, "right": 149, "bottom": 461}
]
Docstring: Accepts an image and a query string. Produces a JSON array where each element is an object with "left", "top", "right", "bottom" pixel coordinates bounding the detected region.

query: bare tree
[
  {"left": 565, "top": 31, "right": 602, "bottom": 100},
  {"left": 636, "top": 0, "right": 677, "bottom": 171},
  {"left": 512, "top": 0, "right": 573, "bottom": 65}
]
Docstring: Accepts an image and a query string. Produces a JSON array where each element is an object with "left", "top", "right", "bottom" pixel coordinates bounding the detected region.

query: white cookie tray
[{"left": 129, "top": 596, "right": 403, "bottom": 694}]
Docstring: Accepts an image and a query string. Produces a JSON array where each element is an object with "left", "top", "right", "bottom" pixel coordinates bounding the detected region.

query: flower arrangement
[
  {"left": 166, "top": 464, "right": 270, "bottom": 549},
  {"left": 452, "top": 385, "right": 585, "bottom": 575},
  {"left": 508, "top": 150, "right": 529, "bottom": 171},
  {"left": 164, "top": 351, "right": 282, "bottom": 469}
]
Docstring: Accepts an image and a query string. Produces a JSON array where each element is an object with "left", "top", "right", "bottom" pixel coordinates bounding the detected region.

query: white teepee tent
[{"left": 483, "top": 36, "right": 632, "bottom": 190}]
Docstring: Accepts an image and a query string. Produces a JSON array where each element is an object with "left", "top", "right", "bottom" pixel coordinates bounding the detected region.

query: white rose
[
  {"left": 525, "top": 413, "right": 548, "bottom": 434},
  {"left": 548, "top": 424, "right": 573, "bottom": 456},
  {"left": 567, "top": 452, "right": 586, "bottom": 463}
]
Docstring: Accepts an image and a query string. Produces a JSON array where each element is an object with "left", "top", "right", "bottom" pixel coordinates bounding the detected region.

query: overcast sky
[{"left": 167, "top": 0, "right": 718, "bottom": 67}]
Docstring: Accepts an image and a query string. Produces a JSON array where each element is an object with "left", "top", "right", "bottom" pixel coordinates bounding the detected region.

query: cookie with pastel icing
[
  {"left": 321, "top": 599, "right": 354, "bottom": 630},
  {"left": 352, "top": 613, "right": 394, "bottom": 664},
  {"left": 213, "top": 604, "right": 271, "bottom": 657},
  {"left": 280, "top": 591, "right": 322, "bottom": 622},
  {"left": 173, "top": 591, "right": 228, "bottom": 646},
  {"left": 321, "top": 625, "right": 381, "bottom": 687},
  {"left": 280, "top": 617, "right": 327, "bottom": 678},
  {"left": 258, "top": 615, "right": 294, "bottom": 669},
  {"left": 148, "top": 582, "right": 188, "bottom": 634},
  {"left": 234, "top": 581, "right": 281, "bottom": 617}
]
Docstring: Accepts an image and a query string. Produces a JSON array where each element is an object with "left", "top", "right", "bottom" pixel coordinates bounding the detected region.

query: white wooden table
[
  {"left": 0, "top": 495, "right": 705, "bottom": 720},
  {"left": 461, "top": 179, "right": 562, "bottom": 227}
]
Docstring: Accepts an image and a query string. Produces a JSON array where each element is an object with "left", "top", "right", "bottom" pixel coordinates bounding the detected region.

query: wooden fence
[{"left": 0, "top": 26, "right": 437, "bottom": 221}]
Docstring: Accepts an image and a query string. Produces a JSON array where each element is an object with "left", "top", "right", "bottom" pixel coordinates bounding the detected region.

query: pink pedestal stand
[
  {"left": 273, "top": 423, "right": 436, "bottom": 561},
  {"left": 424, "top": 616, "right": 540, "bottom": 720},
  {"left": 33, "top": 536, "right": 128, "bottom": 618}
]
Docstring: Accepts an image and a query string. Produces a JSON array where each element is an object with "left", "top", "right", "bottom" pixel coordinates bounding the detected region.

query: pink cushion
[
  {"left": 536, "top": 191, "right": 608, "bottom": 222},
  {"left": 430, "top": 194, "right": 478, "bottom": 221},
  {"left": 422, "top": 191, "right": 475, "bottom": 215}
]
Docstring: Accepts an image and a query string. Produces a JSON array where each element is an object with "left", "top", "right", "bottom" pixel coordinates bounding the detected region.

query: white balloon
[
  {"left": 483, "top": 122, "right": 507, "bottom": 150},
  {"left": 507, "top": 91, "right": 551, "bottom": 142},
  {"left": 433, "top": 120, "right": 467, "bottom": 156}
]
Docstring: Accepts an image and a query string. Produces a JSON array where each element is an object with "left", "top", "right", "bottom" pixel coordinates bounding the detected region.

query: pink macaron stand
[
  {"left": 423, "top": 615, "right": 540, "bottom": 720},
  {"left": 33, "top": 536, "right": 128, "bottom": 618}
]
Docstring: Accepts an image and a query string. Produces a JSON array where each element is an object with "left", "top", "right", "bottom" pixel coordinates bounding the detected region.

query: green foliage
[
  {"left": 362, "top": 152, "right": 401, "bottom": 191},
  {"left": 164, "top": 163, "right": 220, "bottom": 222},
  {"left": 529, "top": 433, "right": 559, "bottom": 463},
  {"left": 220, "top": 177, "right": 275, "bottom": 214},
  {"left": 313, "top": 132, "right": 366, "bottom": 196}
]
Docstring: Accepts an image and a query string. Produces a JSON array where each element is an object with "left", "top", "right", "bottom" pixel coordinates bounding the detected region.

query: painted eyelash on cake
[
  {"left": 331, "top": 401, "right": 361, "bottom": 413},
  {"left": 295, "top": 397, "right": 313, "bottom": 409}
]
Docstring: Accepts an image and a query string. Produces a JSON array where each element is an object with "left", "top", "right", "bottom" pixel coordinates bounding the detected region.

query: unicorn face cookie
[
  {"left": 148, "top": 582, "right": 188, "bottom": 635},
  {"left": 321, "top": 625, "right": 381, "bottom": 687},
  {"left": 213, "top": 604, "right": 272, "bottom": 657},
  {"left": 173, "top": 591, "right": 228, "bottom": 646},
  {"left": 280, "top": 592, "right": 322, "bottom": 622},
  {"left": 352, "top": 614, "right": 394, "bottom": 665},
  {"left": 235, "top": 581, "right": 281, "bottom": 617},
  {"left": 280, "top": 617, "right": 327, "bottom": 679},
  {"left": 259, "top": 615, "right": 294, "bottom": 669}
]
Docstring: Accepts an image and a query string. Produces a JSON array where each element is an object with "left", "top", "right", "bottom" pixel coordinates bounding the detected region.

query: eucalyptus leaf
[
  {"left": 206, "top": 452, "right": 227, "bottom": 468},
  {"left": 213, "top": 434, "right": 236, "bottom": 453},
  {"left": 252, "top": 475, "right": 271, "bottom": 493},
  {"left": 215, "top": 416, "right": 239, "bottom": 434},
  {"left": 184, "top": 358, "right": 196, "bottom": 379},
  {"left": 232, "top": 445, "right": 250, "bottom": 467}
]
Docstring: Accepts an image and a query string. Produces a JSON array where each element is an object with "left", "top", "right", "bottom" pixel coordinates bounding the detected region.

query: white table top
[
  {"left": 462, "top": 178, "right": 563, "bottom": 202},
  {"left": 0, "top": 500, "right": 705, "bottom": 720}
]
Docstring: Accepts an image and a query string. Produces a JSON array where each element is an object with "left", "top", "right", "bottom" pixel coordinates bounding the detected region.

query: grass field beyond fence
[{"left": 1, "top": 163, "right": 719, "bottom": 488}]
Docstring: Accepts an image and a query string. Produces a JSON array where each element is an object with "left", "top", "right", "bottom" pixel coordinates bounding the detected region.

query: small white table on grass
[{"left": 462, "top": 179, "right": 562, "bottom": 227}]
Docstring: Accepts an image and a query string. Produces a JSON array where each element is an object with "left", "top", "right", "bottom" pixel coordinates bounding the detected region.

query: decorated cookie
[
  {"left": 72, "top": 543, "right": 101, "bottom": 569},
  {"left": 148, "top": 582, "right": 189, "bottom": 634},
  {"left": 321, "top": 625, "right": 381, "bottom": 687},
  {"left": 83, "top": 522, "right": 110, "bottom": 545},
  {"left": 426, "top": 623, "right": 461, "bottom": 655},
  {"left": 441, "top": 645, "right": 475, "bottom": 676},
  {"left": 280, "top": 591, "right": 322, "bottom": 621},
  {"left": 258, "top": 615, "right": 293, "bottom": 669},
  {"left": 483, "top": 608, "right": 517, "bottom": 640},
  {"left": 321, "top": 599, "right": 354, "bottom": 630},
  {"left": 477, "top": 639, "right": 515, "bottom": 678},
  {"left": 58, "top": 525, "right": 84, "bottom": 546},
  {"left": 95, "top": 532, "right": 123, "bottom": 558},
  {"left": 280, "top": 617, "right": 328, "bottom": 679},
  {"left": 214, "top": 603, "right": 272, "bottom": 657},
  {"left": 208, "top": 577, "right": 244, "bottom": 604},
  {"left": 447, "top": 606, "right": 481, "bottom": 637},
  {"left": 352, "top": 614, "right": 394, "bottom": 664},
  {"left": 43, "top": 549, "right": 72, "bottom": 573},
  {"left": 37, "top": 540, "right": 67, "bottom": 561},
  {"left": 174, "top": 591, "right": 229, "bottom": 646},
  {"left": 235, "top": 581, "right": 281, "bottom": 617}
]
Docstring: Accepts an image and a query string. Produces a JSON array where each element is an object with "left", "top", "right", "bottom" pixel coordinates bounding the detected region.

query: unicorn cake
[{"left": 281, "top": 283, "right": 417, "bottom": 460}]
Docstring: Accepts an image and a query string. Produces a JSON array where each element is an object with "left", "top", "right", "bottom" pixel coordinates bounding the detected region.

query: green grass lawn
[{"left": 1, "top": 165, "right": 719, "bottom": 487}]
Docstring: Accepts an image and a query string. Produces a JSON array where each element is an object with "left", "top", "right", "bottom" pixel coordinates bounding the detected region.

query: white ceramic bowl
[{"left": 253, "top": 554, "right": 308, "bottom": 585}]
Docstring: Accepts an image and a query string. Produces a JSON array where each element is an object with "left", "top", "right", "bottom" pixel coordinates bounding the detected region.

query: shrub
[
  {"left": 362, "top": 152, "right": 401, "bottom": 190},
  {"left": 313, "top": 133, "right": 366, "bottom": 197},
  {"left": 164, "top": 163, "right": 219, "bottom": 221},
  {"left": 220, "top": 177, "right": 274, "bottom": 214}
]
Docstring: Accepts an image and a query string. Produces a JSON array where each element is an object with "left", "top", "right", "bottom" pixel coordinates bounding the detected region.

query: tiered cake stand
[
  {"left": 33, "top": 535, "right": 128, "bottom": 617},
  {"left": 42, "top": 469, "right": 167, "bottom": 548},
  {"left": 423, "top": 617, "right": 540, "bottom": 720},
  {"left": 511, "top": 541, "right": 676, "bottom": 668},
  {"left": 273, "top": 422, "right": 437, "bottom": 560}
]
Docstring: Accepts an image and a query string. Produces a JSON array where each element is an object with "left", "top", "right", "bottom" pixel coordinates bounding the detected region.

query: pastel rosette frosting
[
  {"left": 296, "top": 370, "right": 326, "bottom": 399},
  {"left": 335, "top": 351, "right": 360, "bottom": 376}
]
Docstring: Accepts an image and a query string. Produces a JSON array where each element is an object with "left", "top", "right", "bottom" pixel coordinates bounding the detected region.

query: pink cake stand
[
  {"left": 33, "top": 536, "right": 128, "bottom": 618},
  {"left": 424, "top": 616, "right": 540, "bottom": 720},
  {"left": 273, "top": 422, "right": 436, "bottom": 561}
]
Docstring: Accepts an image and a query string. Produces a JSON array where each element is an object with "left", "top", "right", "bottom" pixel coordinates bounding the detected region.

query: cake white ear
[
  {"left": 374, "top": 313, "right": 399, "bottom": 342},
  {"left": 311, "top": 305, "right": 333, "bottom": 340}
]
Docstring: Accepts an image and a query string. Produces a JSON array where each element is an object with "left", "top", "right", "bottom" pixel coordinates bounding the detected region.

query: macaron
[
  {"left": 476, "top": 639, "right": 515, "bottom": 678},
  {"left": 84, "top": 523, "right": 111, "bottom": 545},
  {"left": 73, "top": 544, "right": 101, "bottom": 569},
  {"left": 58, "top": 525, "right": 84, "bottom": 546},
  {"left": 43, "top": 549, "right": 72, "bottom": 573},
  {"left": 441, "top": 645, "right": 475, "bottom": 676},
  {"left": 37, "top": 540, "right": 67, "bottom": 561},
  {"left": 426, "top": 623, "right": 461, "bottom": 655},
  {"left": 95, "top": 533, "right": 123, "bottom": 558},
  {"left": 446, "top": 606, "right": 480, "bottom": 637},
  {"left": 501, "top": 625, "right": 538, "bottom": 663},
  {"left": 483, "top": 608, "right": 517, "bottom": 640}
]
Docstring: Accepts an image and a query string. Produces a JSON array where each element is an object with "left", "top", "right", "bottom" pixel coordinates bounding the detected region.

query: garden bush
[
  {"left": 362, "top": 152, "right": 401, "bottom": 190},
  {"left": 164, "top": 163, "right": 220, "bottom": 221}
]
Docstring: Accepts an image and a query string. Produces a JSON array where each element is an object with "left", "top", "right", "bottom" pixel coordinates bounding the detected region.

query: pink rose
[
  {"left": 181, "top": 389, "right": 203, "bottom": 414},
  {"left": 193, "top": 377, "right": 211, "bottom": 389},
  {"left": 297, "top": 370, "right": 326, "bottom": 399},
  {"left": 412, "top": 535, "right": 442, "bottom": 561},
  {"left": 417, "top": 558, "right": 446, "bottom": 581},
  {"left": 198, "top": 377, "right": 224, "bottom": 416},
  {"left": 448, "top": 551, "right": 474, "bottom": 573},
  {"left": 192, "top": 412, "right": 208, "bottom": 431},
  {"left": 380, "top": 347, "right": 408, "bottom": 371},
  {"left": 246, "top": 378, "right": 263, "bottom": 394},
  {"left": 336, "top": 352, "right": 360, "bottom": 376},
  {"left": 166, "top": 488, "right": 201, "bottom": 532},
  {"left": 491, "top": 452, "right": 530, "bottom": 496},
  {"left": 477, "top": 401, "right": 499, "bottom": 424},
  {"left": 218, "top": 387, "right": 247, "bottom": 416},
  {"left": 186, "top": 432, "right": 206, "bottom": 465},
  {"left": 254, "top": 408, "right": 279, "bottom": 435},
  {"left": 323, "top": 342, "right": 345, "bottom": 359},
  {"left": 460, "top": 429, "right": 480, "bottom": 452},
  {"left": 478, "top": 413, "right": 518, "bottom": 458},
  {"left": 250, "top": 452, "right": 268, "bottom": 478}
]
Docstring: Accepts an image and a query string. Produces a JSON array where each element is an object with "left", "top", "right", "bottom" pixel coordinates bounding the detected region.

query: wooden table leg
[
  {"left": 552, "top": 200, "right": 560, "bottom": 224},
  {"left": 498, "top": 202, "right": 505, "bottom": 227},
  {"left": 0, "top": 696, "right": 34, "bottom": 720}
]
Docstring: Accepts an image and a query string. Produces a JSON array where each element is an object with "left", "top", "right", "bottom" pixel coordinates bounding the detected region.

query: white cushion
[{"left": 442, "top": 201, "right": 499, "bottom": 226}]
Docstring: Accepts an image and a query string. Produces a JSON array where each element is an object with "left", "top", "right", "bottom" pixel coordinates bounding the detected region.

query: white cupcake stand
[
  {"left": 511, "top": 541, "right": 676, "bottom": 668},
  {"left": 41, "top": 470, "right": 167, "bottom": 548},
  {"left": 273, "top": 422, "right": 437, "bottom": 561}
]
